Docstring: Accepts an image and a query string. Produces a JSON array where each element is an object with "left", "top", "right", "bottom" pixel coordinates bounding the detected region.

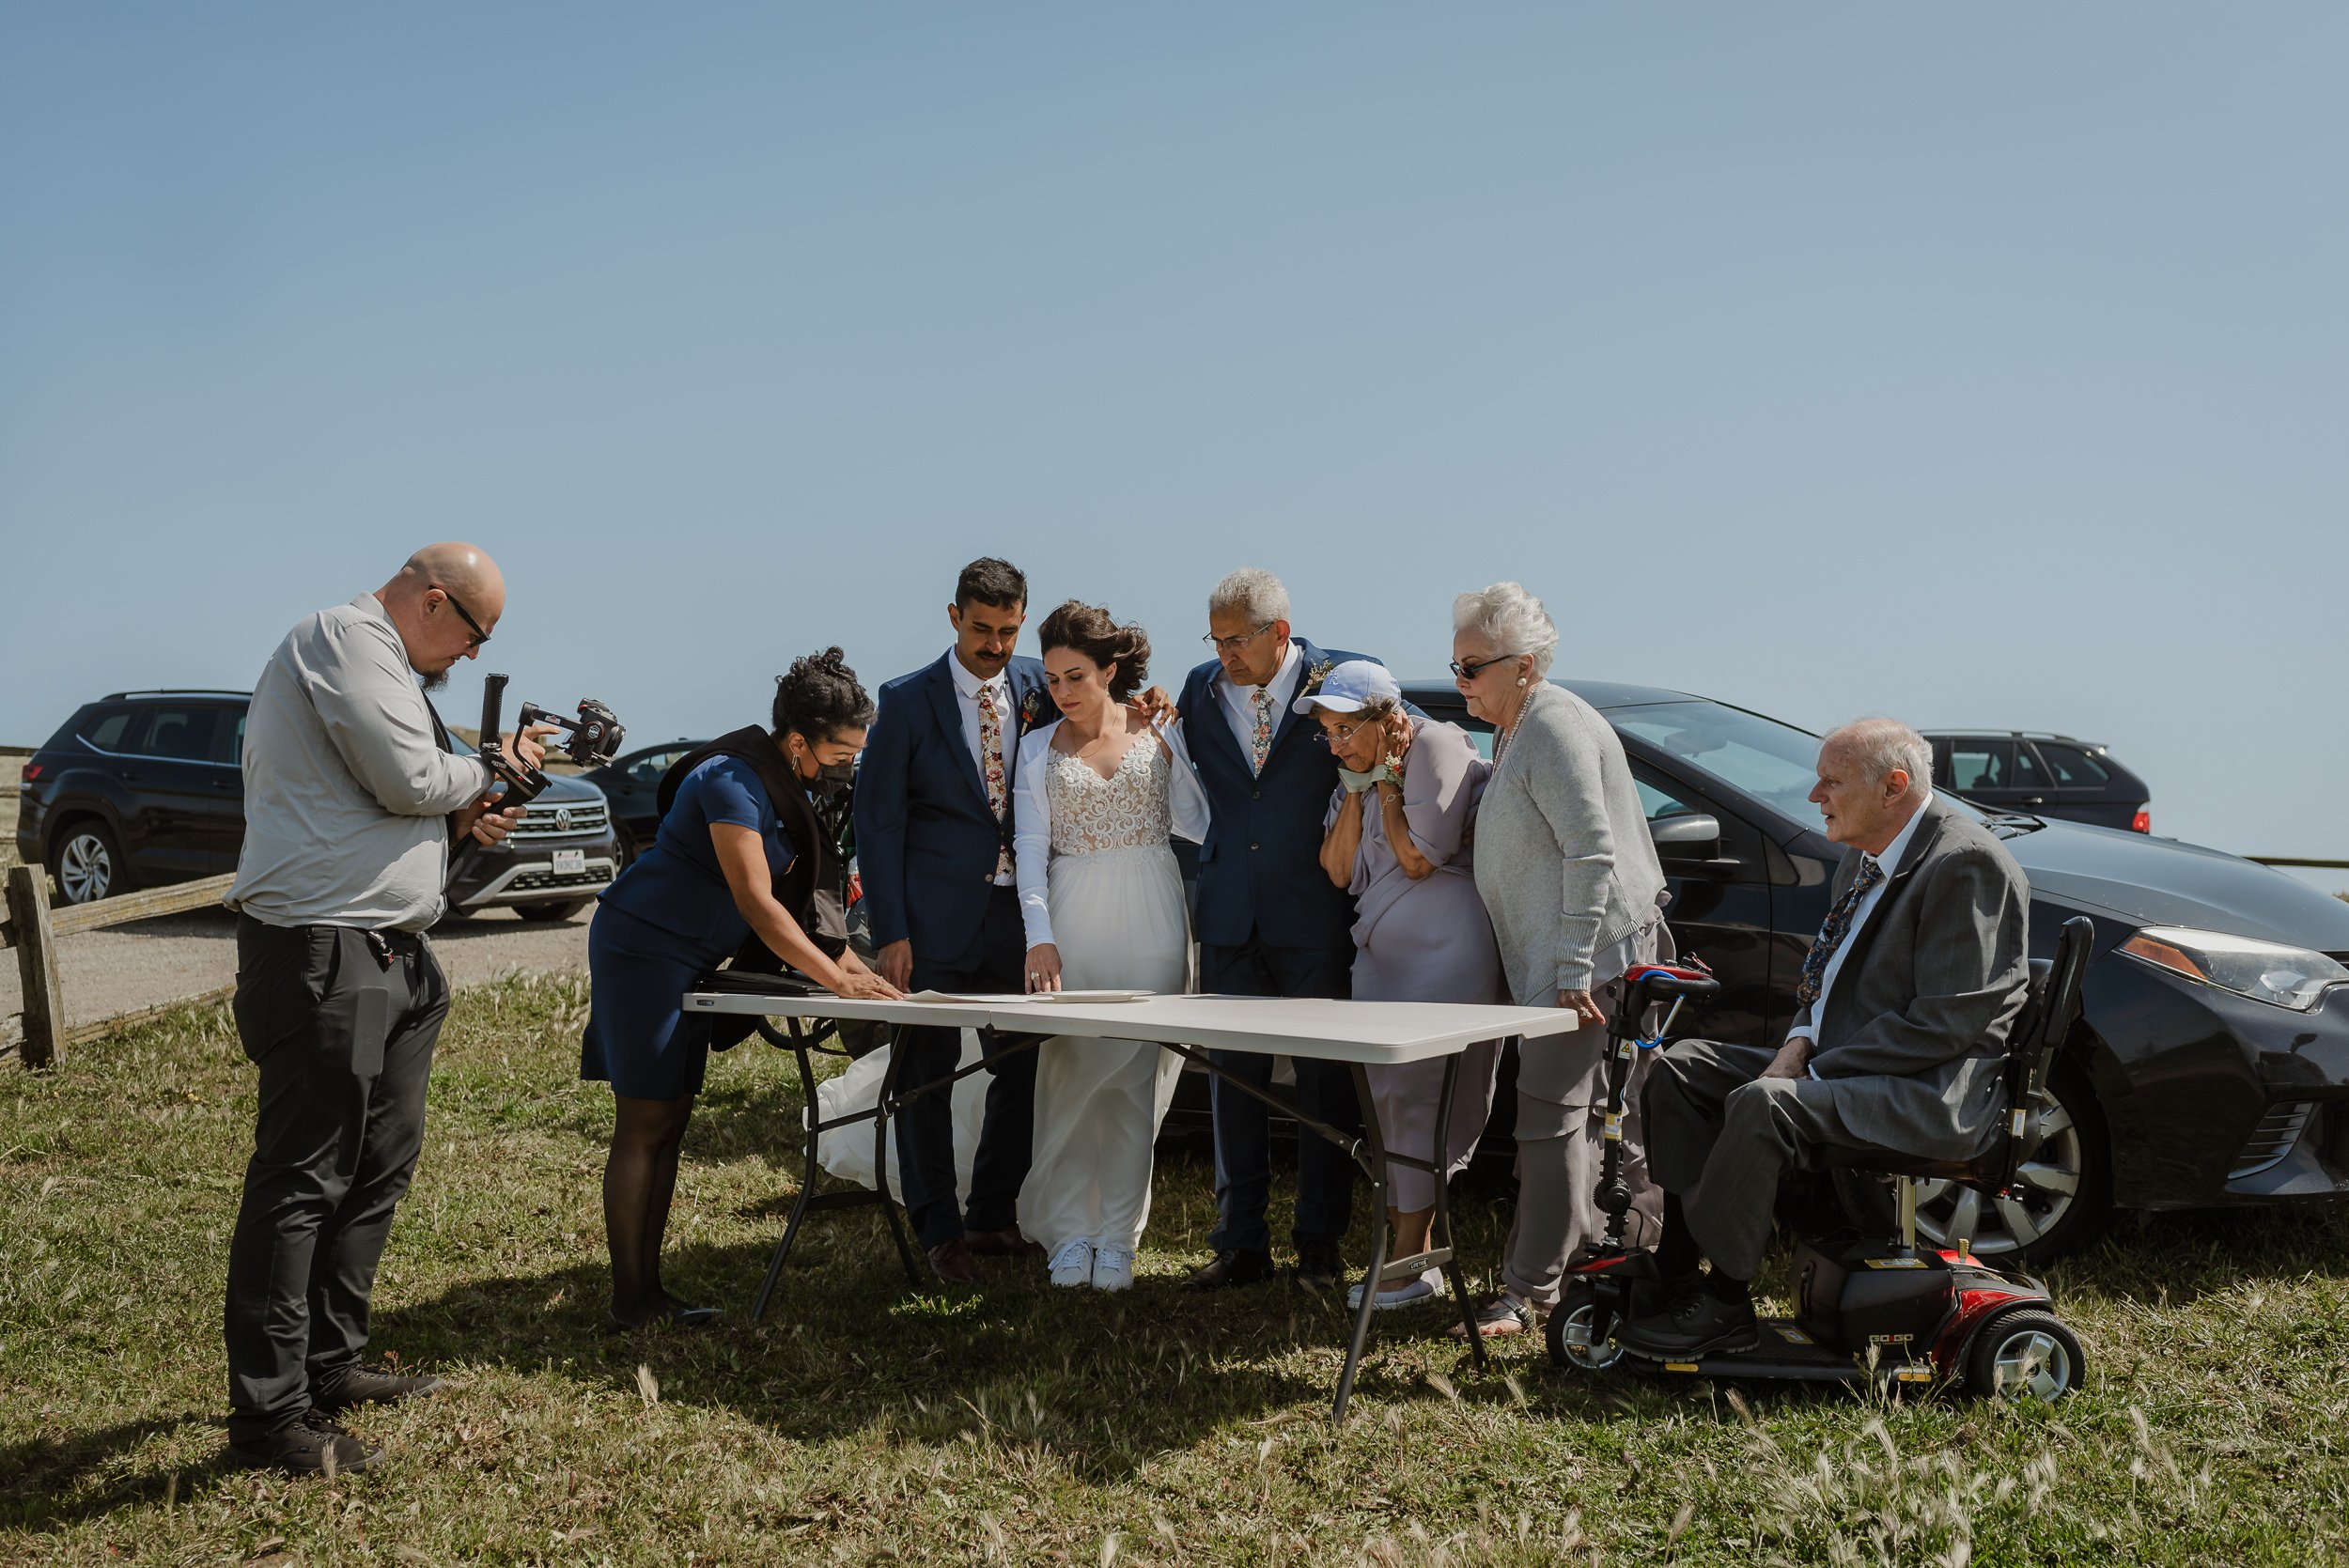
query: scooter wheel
[
  {"left": 1547, "top": 1299, "right": 1624, "bottom": 1373},
  {"left": 1963, "top": 1309, "right": 2084, "bottom": 1403}
]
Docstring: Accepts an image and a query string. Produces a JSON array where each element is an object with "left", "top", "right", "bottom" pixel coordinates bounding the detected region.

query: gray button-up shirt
[{"left": 226, "top": 594, "right": 493, "bottom": 931}]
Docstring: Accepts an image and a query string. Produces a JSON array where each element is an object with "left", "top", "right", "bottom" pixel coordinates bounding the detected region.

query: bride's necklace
[{"left": 1061, "top": 711, "right": 1128, "bottom": 766}]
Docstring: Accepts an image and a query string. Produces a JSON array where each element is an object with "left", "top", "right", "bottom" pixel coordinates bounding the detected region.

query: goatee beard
[{"left": 420, "top": 666, "right": 450, "bottom": 693}]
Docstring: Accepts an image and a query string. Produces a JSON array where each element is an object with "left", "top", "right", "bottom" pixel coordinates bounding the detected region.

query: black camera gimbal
[{"left": 475, "top": 673, "right": 627, "bottom": 809}]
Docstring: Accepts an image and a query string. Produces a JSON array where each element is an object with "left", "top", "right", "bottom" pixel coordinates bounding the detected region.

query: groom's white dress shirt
[
  {"left": 949, "top": 656, "right": 1017, "bottom": 887},
  {"left": 1215, "top": 639, "right": 1304, "bottom": 757}
]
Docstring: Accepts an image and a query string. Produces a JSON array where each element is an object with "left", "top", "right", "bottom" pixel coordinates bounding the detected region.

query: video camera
[{"left": 476, "top": 673, "right": 627, "bottom": 809}]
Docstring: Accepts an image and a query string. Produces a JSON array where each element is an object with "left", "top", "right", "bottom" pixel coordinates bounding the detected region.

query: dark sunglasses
[
  {"left": 1448, "top": 652, "right": 1519, "bottom": 681},
  {"left": 434, "top": 586, "right": 491, "bottom": 649}
]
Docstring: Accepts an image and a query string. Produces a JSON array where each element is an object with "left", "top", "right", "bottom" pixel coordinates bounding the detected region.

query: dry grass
[{"left": 4, "top": 973, "right": 2348, "bottom": 1565}]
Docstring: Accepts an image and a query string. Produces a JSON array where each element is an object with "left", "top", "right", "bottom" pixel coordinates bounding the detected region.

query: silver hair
[
  {"left": 1826, "top": 717, "right": 1933, "bottom": 797},
  {"left": 1207, "top": 567, "right": 1290, "bottom": 626},
  {"left": 1450, "top": 581, "right": 1560, "bottom": 678}
]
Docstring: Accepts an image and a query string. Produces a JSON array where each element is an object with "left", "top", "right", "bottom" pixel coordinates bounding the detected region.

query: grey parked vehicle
[{"left": 1921, "top": 731, "right": 2152, "bottom": 834}]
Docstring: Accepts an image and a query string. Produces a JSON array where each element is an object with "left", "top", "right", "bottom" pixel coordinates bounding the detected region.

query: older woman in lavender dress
[{"left": 1305, "top": 661, "right": 1505, "bottom": 1312}]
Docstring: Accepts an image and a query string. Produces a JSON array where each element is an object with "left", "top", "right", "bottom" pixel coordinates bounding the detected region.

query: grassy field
[{"left": 5, "top": 975, "right": 2349, "bottom": 1565}]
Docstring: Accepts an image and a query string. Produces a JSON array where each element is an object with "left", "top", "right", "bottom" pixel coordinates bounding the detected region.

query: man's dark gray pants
[
  {"left": 226, "top": 917, "right": 448, "bottom": 1445},
  {"left": 1641, "top": 1038, "right": 1894, "bottom": 1282}
]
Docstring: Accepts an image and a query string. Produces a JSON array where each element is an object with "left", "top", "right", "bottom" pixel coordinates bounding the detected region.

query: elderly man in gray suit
[{"left": 1618, "top": 717, "right": 2030, "bottom": 1356}]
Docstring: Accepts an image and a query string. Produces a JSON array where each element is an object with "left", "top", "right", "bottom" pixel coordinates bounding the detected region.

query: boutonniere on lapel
[
  {"left": 1300, "top": 660, "right": 1335, "bottom": 698},
  {"left": 1019, "top": 688, "right": 1046, "bottom": 727}
]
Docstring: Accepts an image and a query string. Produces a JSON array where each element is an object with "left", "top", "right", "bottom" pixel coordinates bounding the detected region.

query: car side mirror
[{"left": 1650, "top": 814, "right": 1739, "bottom": 877}]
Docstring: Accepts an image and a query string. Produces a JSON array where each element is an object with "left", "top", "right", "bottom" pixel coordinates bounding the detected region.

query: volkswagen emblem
[{"left": 554, "top": 807, "right": 573, "bottom": 831}]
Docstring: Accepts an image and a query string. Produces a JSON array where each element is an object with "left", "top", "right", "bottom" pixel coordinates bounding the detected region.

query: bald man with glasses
[{"left": 222, "top": 543, "right": 550, "bottom": 1475}]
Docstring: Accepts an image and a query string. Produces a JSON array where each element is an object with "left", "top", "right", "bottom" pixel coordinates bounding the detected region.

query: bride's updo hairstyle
[
  {"left": 1037, "top": 599, "right": 1150, "bottom": 702},
  {"left": 771, "top": 646, "right": 876, "bottom": 744}
]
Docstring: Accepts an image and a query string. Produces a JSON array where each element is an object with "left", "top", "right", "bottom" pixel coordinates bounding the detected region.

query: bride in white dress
[{"left": 1013, "top": 601, "right": 1208, "bottom": 1290}]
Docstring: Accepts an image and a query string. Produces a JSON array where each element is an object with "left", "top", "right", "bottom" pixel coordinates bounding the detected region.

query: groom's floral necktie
[
  {"left": 1250, "top": 688, "right": 1275, "bottom": 774},
  {"left": 1795, "top": 856, "right": 1887, "bottom": 1009},
  {"left": 976, "top": 684, "right": 1013, "bottom": 880}
]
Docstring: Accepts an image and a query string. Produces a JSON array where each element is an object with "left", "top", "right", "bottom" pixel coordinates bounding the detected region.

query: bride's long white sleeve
[
  {"left": 1013, "top": 722, "right": 1059, "bottom": 950},
  {"left": 1158, "top": 717, "right": 1212, "bottom": 845}
]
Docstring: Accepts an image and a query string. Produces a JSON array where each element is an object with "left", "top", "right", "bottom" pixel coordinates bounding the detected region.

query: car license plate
[{"left": 552, "top": 849, "right": 586, "bottom": 877}]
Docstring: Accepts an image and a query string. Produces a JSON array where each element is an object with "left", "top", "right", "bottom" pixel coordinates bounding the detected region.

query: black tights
[{"left": 604, "top": 1093, "right": 695, "bottom": 1325}]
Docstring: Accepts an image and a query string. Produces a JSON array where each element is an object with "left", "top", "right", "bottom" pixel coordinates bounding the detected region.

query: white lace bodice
[{"left": 1044, "top": 737, "right": 1174, "bottom": 857}]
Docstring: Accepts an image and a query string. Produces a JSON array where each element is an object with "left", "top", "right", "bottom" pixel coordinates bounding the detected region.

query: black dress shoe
[
  {"left": 965, "top": 1227, "right": 1044, "bottom": 1261},
  {"left": 312, "top": 1368, "right": 447, "bottom": 1412},
  {"left": 227, "top": 1411, "right": 381, "bottom": 1476},
  {"left": 1182, "top": 1249, "right": 1275, "bottom": 1290},
  {"left": 1291, "top": 1240, "right": 1345, "bottom": 1291},
  {"left": 1616, "top": 1278, "right": 1759, "bottom": 1358},
  {"left": 927, "top": 1236, "right": 981, "bottom": 1287}
]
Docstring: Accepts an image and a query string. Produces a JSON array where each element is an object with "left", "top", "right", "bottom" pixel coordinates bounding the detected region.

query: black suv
[
  {"left": 579, "top": 738, "right": 709, "bottom": 866},
  {"left": 1921, "top": 730, "right": 2151, "bottom": 833},
  {"left": 16, "top": 690, "right": 620, "bottom": 920}
]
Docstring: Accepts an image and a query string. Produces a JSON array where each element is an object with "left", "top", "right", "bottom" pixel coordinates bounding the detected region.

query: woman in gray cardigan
[{"left": 1449, "top": 582, "right": 1672, "bottom": 1341}]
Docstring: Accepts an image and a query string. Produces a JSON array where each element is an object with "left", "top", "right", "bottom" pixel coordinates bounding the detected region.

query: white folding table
[{"left": 682, "top": 976, "right": 1589, "bottom": 1421}]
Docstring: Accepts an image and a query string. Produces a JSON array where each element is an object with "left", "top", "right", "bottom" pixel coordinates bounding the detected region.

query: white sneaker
[
  {"left": 1092, "top": 1244, "right": 1137, "bottom": 1292},
  {"left": 1048, "top": 1237, "right": 1095, "bottom": 1288},
  {"left": 1346, "top": 1267, "right": 1443, "bottom": 1312}
]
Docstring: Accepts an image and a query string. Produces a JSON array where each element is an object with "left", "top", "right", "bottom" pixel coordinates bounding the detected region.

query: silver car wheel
[
  {"left": 1914, "top": 1096, "right": 2083, "bottom": 1256},
  {"left": 58, "top": 831, "right": 116, "bottom": 904}
]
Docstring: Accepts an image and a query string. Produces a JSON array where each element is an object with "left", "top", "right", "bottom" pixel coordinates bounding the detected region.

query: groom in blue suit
[
  {"left": 856, "top": 558, "right": 1049, "bottom": 1285},
  {"left": 1177, "top": 567, "right": 1383, "bottom": 1291}
]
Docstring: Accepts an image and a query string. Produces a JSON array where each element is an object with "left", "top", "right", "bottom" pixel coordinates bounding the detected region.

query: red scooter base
[{"left": 1552, "top": 1230, "right": 2085, "bottom": 1403}]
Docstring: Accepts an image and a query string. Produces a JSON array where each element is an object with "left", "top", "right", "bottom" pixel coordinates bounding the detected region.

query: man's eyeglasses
[
  {"left": 1202, "top": 621, "right": 1276, "bottom": 654},
  {"left": 1448, "top": 652, "right": 1519, "bottom": 681},
  {"left": 435, "top": 586, "right": 491, "bottom": 649}
]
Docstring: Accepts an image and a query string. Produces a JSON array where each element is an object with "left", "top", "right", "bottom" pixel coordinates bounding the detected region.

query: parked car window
[
  {"left": 1636, "top": 775, "right": 1701, "bottom": 822},
  {"left": 2036, "top": 741, "right": 2110, "bottom": 787},
  {"left": 1949, "top": 741, "right": 2014, "bottom": 792},
  {"left": 80, "top": 707, "right": 135, "bottom": 750},
  {"left": 628, "top": 749, "right": 688, "bottom": 785},
  {"left": 131, "top": 706, "right": 219, "bottom": 762},
  {"left": 211, "top": 707, "right": 247, "bottom": 767},
  {"left": 2012, "top": 743, "right": 2046, "bottom": 791},
  {"left": 1609, "top": 702, "right": 1819, "bottom": 816}
]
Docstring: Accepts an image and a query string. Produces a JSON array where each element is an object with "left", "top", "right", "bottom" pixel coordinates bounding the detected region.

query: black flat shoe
[
  {"left": 601, "top": 1303, "right": 724, "bottom": 1333},
  {"left": 1182, "top": 1249, "right": 1275, "bottom": 1290},
  {"left": 1615, "top": 1279, "right": 1758, "bottom": 1358}
]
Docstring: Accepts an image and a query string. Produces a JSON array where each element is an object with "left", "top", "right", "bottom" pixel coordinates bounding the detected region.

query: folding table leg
[
  {"left": 1331, "top": 1061, "right": 1390, "bottom": 1424},
  {"left": 871, "top": 1021, "right": 924, "bottom": 1287},
  {"left": 752, "top": 1033, "right": 827, "bottom": 1321},
  {"left": 1430, "top": 1050, "right": 1488, "bottom": 1374}
]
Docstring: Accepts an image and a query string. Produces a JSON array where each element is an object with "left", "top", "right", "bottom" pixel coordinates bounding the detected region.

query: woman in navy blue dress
[{"left": 582, "top": 648, "right": 900, "bottom": 1329}]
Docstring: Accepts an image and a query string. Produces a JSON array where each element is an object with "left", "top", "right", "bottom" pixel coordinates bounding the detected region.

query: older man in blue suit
[
  {"left": 1179, "top": 567, "right": 1387, "bottom": 1291},
  {"left": 856, "top": 558, "right": 1049, "bottom": 1285}
]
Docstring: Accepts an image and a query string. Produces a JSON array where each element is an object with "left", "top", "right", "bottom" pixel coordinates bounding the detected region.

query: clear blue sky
[{"left": 4, "top": 5, "right": 2343, "bottom": 877}]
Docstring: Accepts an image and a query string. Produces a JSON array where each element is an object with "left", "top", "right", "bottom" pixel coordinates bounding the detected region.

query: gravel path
[{"left": 1, "top": 901, "right": 590, "bottom": 1051}]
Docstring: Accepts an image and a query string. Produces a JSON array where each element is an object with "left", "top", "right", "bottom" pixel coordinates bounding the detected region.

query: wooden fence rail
[{"left": 2, "top": 867, "right": 237, "bottom": 1069}]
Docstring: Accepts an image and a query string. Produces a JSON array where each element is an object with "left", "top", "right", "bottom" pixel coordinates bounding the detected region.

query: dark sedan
[
  {"left": 1400, "top": 680, "right": 2349, "bottom": 1262},
  {"left": 579, "top": 739, "right": 709, "bottom": 867}
]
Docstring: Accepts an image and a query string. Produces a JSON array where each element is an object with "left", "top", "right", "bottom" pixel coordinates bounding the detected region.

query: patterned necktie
[
  {"left": 1250, "top": 688, "right": 1275, "bottom": 774},
  {"left": 975, "top": 684, "right": 1013, "bottom": 879},
  {"left": 1795, "top": 856, "right": 1887, "bottom": 1009}
]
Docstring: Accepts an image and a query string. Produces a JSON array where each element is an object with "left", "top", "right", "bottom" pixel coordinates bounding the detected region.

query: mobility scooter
[{"left": 1547, "top": 917, "right": 2095, "bottom": 1403}]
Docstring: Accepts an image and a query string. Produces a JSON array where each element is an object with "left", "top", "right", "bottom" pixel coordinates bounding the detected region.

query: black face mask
[{"left": 798, "top": 753, "right": 856, "bottom": 799}]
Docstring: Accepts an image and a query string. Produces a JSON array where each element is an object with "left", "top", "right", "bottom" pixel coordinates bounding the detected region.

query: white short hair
[
  {"left": 1826, "top": 717, "right": 1933, "bottom": 797},
  {"left": 1451, "top": 582, "right": 1559, "bottom": 677},
  {"left": 1208, "top": 567, "right": 1290, "bottom": 626}
]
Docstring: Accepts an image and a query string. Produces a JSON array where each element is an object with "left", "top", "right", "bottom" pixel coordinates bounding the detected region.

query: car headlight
[{"left": 2118, "top": 925, "right": 2349, "bottom": 1012}]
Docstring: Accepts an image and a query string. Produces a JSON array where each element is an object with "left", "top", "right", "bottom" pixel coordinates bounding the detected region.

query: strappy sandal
[{"left": 1448, "top": 1291, "right": 1546, "bottom": 1340}]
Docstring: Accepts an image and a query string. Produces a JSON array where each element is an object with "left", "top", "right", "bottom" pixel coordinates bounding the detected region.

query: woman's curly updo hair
[
  {"left": 1037, "top": 599, "right": 1150, "bottom": 702},
  {"left": 770, "top": 646, "right": 875, "bottom": 744}
]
